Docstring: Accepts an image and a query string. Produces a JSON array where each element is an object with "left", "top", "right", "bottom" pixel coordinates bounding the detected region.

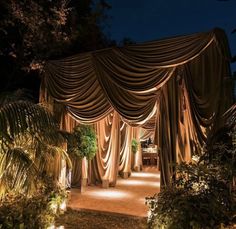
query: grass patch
[{"left": 56, "top": 208, "right": 147, "bottom": 229}]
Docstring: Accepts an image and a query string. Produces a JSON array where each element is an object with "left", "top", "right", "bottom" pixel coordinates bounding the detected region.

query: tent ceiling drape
[{"left": 41, "top": 28, "right": 232, "bottom": 186}]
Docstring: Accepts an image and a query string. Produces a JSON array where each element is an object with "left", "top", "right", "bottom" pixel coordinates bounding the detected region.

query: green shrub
[
  {"left": 0, "top": 101, "right": 70, "bottom": 197},
  {"left": 146, "top": 165, "right": 235, "bottom": 229},
  {"left": 131, "top": 138, "right": 138, "bottom": 154},
  {"left": 146, "top": 128, "right": 236, "bottom": 229},
  {"left": 67, "top": 125, "right": 97, "bottom": 160},
  {"left": 0, "top": 177, "right": 67, "bottom": 228}
]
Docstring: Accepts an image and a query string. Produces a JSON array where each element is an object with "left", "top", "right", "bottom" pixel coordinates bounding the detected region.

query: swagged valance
[{"left": 41, "top": 28, "right": 232, "bottom": 186}]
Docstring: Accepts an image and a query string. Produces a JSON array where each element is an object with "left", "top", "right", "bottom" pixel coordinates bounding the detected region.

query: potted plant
[
  {"left": 67, "top": 125, "right": 97, "bottom": 190},
  {"left": 131, "top": 138, "right": 141, "bottom": 171},
  {"left": 131, "top": 138, "right": 138, "bottom": 154}
]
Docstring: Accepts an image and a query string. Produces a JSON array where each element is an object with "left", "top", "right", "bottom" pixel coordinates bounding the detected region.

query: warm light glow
[
  {"left": 59, "top": 200, "right": 67, "bottom": 211},
  {"left": 131, "top": 172, "right": 160, "bottom": 179},
  {"left": 86, "top": 190, "right": 131, "bottom": 199},
  {"left": 118, "top": 179, "right": 160, "bottom": 188},
  {"left": 138, "top": 198, "right": 146, "bottom": 204},
  {"left": 47, "top": 226, "right": 64, "bottom": 229},
  {"left": 50, "top": 203, "right": 58, "bottom": 214},
  {"left": 192, "top": 155, "right": 200, "bottom": 163}
]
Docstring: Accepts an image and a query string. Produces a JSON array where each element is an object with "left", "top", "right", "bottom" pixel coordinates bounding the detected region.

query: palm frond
[
  {"left": 223, "top": 103, "right": 236, "bottom": 128},
  {"left": 0, "top": 89, "right": 35, "bottom": 105},
  {"left": 0, "top": 101, "right": 59, "bottom": 138},
  {"left": 0, "top": 101, "right": 71, "bottom": 196},
  {"left": 0, "top": 147, "right": 38, "bottom": 196}
]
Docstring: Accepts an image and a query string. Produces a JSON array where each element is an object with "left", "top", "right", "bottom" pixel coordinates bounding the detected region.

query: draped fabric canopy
[{"left": 41, "top": 28, "right": 232, "bottom": 186}]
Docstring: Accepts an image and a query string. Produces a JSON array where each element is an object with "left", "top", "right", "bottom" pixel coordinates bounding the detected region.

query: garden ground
[
  {"left": 56, "top": 166, "right": 159, "bottom": 228},
  {"left": 55, "top": 208, "right": 147, "bottom": 229}
]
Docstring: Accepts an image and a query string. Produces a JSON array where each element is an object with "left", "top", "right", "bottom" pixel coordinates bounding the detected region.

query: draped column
[
  {"left": 59, "top": 112, "right": 82, "bottom": 188},
  {"left": 119, "top": 122, "right": 132, "bottom": 177},
  {"left": 155, "top": 77, "right": 178, "bottom": 186},
  {"left": 41, "top": 28, "right": 232, "bottom": 188},
  {"left": 93, "top": 111, "right": 120, "bottom": 186},
  {"left": 131, "top": 127, "right": 142, "bottom": 171},
  {"left": 119, "top": 123, "right": 142, "bottom": 175},
  {"left": 176, "top": 76, "right": 194, "bottom": 163}
]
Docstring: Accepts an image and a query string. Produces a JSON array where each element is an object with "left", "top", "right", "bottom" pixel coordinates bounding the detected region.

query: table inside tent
[{"left": 142, "top": 145, "right": 159, "bottom": 166}]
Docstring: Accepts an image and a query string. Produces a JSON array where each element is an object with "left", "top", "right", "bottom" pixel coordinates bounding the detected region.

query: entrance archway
[{"left": 40, "top": 28, "right": 232, "bottom": 189}]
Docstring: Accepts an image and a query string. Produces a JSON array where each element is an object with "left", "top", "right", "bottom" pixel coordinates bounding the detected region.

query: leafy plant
[
  {"left": 0, "top": 0, "right": 112, "bottom": 72},
  {"left": 131, "top": 138, "right": 138, "bottom": 154},
  {"left": 67, "top": 125, "right": 97, "bottom": 160},
  {"left": 0, "top": 0, "right": 74, "bottom": 71},
  {"left": 0, "top": 176, "right": 68, "bottom": 228},
  {"left": 0, "top": 100, "right": 71, "bottom": 197},
  {"left": 146, "top": 126, "right": 236, "bottom": 229}
]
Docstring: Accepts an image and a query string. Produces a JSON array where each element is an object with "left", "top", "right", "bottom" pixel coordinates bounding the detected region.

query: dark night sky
[{"left": 106, "top": 0, "right": 236, "bottom": 71}]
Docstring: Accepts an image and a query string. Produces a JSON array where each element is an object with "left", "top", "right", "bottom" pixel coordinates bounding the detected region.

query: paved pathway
[{"left": 68, "top": 166, "right": 160, "bottom": 217}]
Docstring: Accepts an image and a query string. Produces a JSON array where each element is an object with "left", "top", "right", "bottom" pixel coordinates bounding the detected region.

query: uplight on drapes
[{"left": 41, "top": 28, "right": 232, "bottom": 186}]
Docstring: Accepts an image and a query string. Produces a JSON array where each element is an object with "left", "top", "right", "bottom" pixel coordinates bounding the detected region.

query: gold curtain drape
[
  {"left": 41, "top": 28, "right": 232, "bottom": 186},
  {"left": 119, "top": 121, "right": 132, "bottom": 176},
  {"left": 43, "top": 29, "right": 222, "bottom": 124},
  {"left": 91, "top": 111, "right": 121, "bottom": 186},
  {"left": 59, "top": 112, "right": 82, "bottom": 187}
]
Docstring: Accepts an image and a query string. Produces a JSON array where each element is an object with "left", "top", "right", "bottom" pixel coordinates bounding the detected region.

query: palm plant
[{"left": 0, "top": 98, "right": 71, "bottom": 197}]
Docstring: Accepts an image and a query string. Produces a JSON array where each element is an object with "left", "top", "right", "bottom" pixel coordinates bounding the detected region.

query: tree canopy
[{"left": 0, "top": 0, "right": 112, "bottom": 94}]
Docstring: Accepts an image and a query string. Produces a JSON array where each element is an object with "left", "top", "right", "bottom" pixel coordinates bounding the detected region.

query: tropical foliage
[
  {"left": 0, "top": 0, "right": 111, "bottom": 71},
  {"left": 131, "top": 138, "right": 138, "bottom": 154},
  {"left": 0, "top": 100, "right": 71, "bottom": 197},
  {"left": 0, "top": 91, "right": 71, "bottom": 226},
  {"left": 0, "top": 176, "right": 67, "bottom": 228},
  {"left": 0, "top": 0, "right": 113, "bottom": 100},
  {"left": 146, "top": 119, "right": 236, "bottom": 229},
  {"left": 67, "top": 125, "right": 97, "bottom": 160}
]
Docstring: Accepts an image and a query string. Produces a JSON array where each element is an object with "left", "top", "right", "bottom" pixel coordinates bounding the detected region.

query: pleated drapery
[
  {"left": 119, "top": 121, "right": 132, "bottom": 176},
  {"left": 41, "top": 28, "right": 232, "bottom": 186},
  {"left": 92, "top": 111, "right": 120, "bottom": 186},
  {"left": 118, "top": 122, "right": 142, "bottom": 175}
]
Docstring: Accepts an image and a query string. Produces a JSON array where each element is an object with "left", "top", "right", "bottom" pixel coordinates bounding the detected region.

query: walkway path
[{"left": 68, "top": 166, "right": 160, "bottom": 217}]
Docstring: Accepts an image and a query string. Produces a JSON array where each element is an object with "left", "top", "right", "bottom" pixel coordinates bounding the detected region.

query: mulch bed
[{"left": 55, "top": 208, "right": 147, "bottom": 229}]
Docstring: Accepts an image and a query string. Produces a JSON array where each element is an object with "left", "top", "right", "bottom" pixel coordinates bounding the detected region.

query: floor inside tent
[{"left": 68, "top": 166, "right": 160, "bottom": 217}]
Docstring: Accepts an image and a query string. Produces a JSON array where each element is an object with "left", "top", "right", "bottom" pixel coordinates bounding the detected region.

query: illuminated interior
[
  {"left": 69, "top": 167, "right": 160, "bottom": 217},
  {"left": 86, "top": 190, "right": 132, "bottom": 199},
  {"left": 118, "top": 179, "right": 160, "bottom": 188},
  {"left": 131, "top": 172, "right": 160, "bottom": 179}
]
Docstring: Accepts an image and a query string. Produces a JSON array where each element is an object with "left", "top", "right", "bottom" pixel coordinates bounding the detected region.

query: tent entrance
[{"left": 41, "top": 28, "right": 232, "bottom": 187}]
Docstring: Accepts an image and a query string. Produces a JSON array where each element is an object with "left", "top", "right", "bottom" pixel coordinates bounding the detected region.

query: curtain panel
[{"left": 41, "top": 28, "right": 232, "bottom": 186}]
